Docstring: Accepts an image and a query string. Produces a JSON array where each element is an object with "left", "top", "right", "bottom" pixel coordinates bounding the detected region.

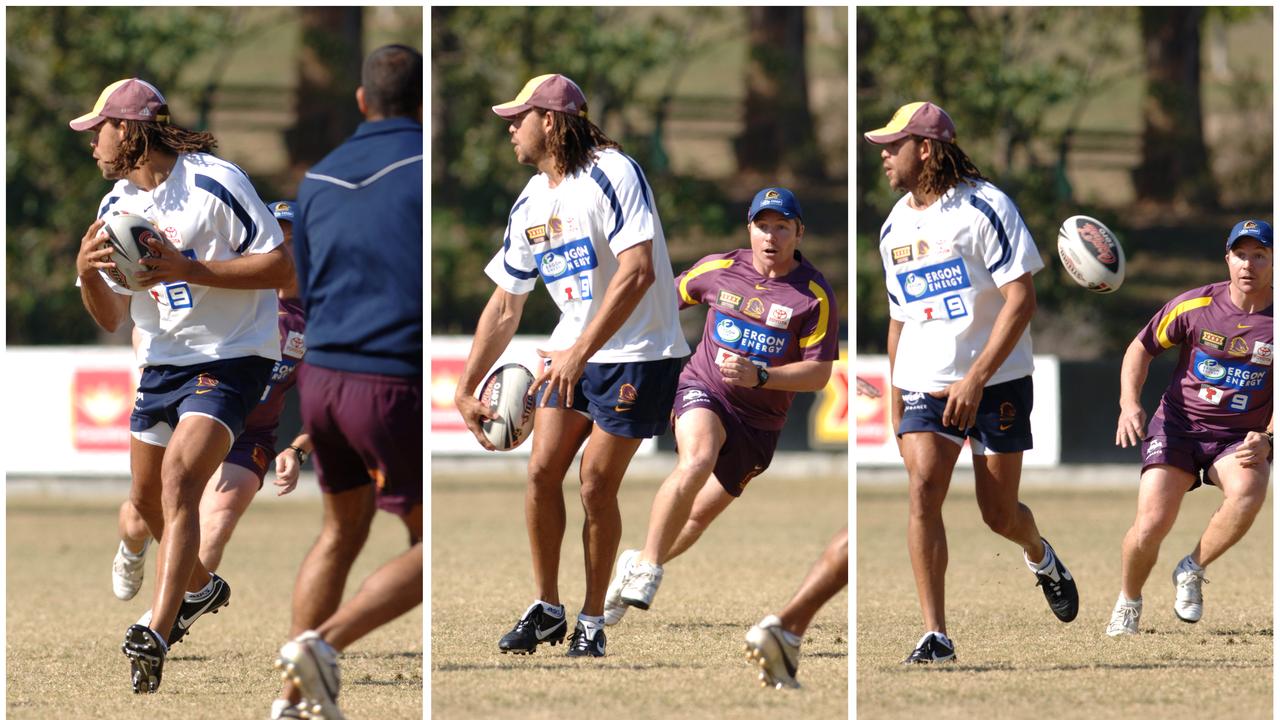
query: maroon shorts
[
  {"left": 672, "top": 384, "right": 779, "bottom": 497},
  {"left": 1141, "top": 434, "right": 1254, "bottom": 491},
  {"left": 223, "top": 425, "right": 278, "bottom": 488},
  {"left": 299, "top": 364, "right": 422, "bottom": 515}
]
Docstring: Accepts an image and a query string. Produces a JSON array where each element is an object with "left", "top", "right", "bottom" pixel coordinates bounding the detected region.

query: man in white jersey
[
  {"left": 865, "top": 101, "right": 1079, "bottom": 664},
  {"left": 71, "top": 78, "right": 292, "bottom": 693},
  {"left": 455, "top": 73, "right": 690, "bottom": 658}
]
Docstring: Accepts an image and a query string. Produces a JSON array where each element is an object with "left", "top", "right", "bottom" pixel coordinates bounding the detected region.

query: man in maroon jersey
[
  {"left": 1107, "top": 219, "right": 1273, "bottom": 637},
  {"left": 602, "top": 187, "right": 840, "bottom": 635}
]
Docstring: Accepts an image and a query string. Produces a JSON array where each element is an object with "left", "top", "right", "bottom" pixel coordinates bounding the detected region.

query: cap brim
[
  {"left": 863, "top": 128, "right": 909, "bottom": 145},
  {"left": 69, "top": 112, "right": 106, "bottom": 131},
  {"left": 492, "top": 101, "right": 531, "bottom": 119}
]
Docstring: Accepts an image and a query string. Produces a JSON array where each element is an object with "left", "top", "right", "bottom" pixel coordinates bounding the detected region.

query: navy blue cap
[
  {"left": 269, "top": 200, "right": 296, "bottom": 222},
  {"left": 1226, "top": 219, "right": 1272, "bottom": 250},
  {"left": 748, "top": 187, "right": 803, "bottom": 222}
]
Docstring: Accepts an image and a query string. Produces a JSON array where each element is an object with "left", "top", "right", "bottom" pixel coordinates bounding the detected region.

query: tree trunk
[
  {"left": 735, "top": 7, "right": 825, "bottom": 180},
  {"left": 286, "top": 7, "right": 364, "bottom": 179},
  {"left": 1132, "top": 7, "right": 1218, "bottom": 209}
]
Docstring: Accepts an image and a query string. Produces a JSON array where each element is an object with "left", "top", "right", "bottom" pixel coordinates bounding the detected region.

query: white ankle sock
[
  {"left": 538, "top": 601, "right": 564, "bottom": 618},
  {"left": 185, "top": 577, "right": 214, "bottom": 602}
]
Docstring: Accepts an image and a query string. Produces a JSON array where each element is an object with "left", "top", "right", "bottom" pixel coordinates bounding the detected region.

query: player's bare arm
[
  {"left": 938, "top": 272, "right": 1036, "bottom": 430},
  {"left": 455, "top": 286, "right": 529, "bottom": 450},
  {"left": 76, "top": 218, "right": 131, "bottom": 332},
  {"left": 1115, "top": 337, "right": 1154, "bottom": 448},
  {"left": 720, "top": 356, "right": 832, "bottom": 392},
  {"left": 532, "top": 240, "right": 655, "bottom": 408},
  {"left": 136, "top": 238, "right": 293, "bottom": 289},
  {"left": 887, "top": 317, "right": 905, "bottom": 433}
]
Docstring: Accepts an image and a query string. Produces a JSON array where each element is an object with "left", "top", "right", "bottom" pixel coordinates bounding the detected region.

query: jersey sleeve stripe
[
  {"left": 97, "top": 196, "right": 121, "bottom": 218},
  {"left": 799, "top": 280, "right": 831, "bottom": 348},
  {"left": 194, "top": 174, "right": 259, "bottom": 253},
  {"left": 502, "top": 196, "right": 538, "bottom": 281},
  {"left": 880, "top": 223, "right": 892, "bottom": 241},
  {"left": 621, "top": 154, "right": 654, "bottom": 212},
  {"left": 1155, "top": 296, "right": 1213, "bottom": 348},
  {"left": 969, "top": 195, "right": 1012, "bottom": 273},
  {"left": 589, "top": 166, "right": 625, "bottom": 241},
  {"left": 678, "top": 258, "right": 734, "bottom": 304}
]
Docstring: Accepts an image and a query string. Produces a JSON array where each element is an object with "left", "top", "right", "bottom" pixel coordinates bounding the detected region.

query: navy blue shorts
[
  {"left": 672, "top": 384, "right": 779, "bottom": 497},
  {"left": 131, "top": 356, "right": 275, "bottom": 447},
  {"left": 897, "top": 375, "right": 1034, "bottom": 454},
  {"left": 538, "top": 357, "right": 683, "bottom": 439}
]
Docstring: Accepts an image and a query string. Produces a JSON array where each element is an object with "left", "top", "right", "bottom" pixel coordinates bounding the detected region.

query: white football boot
[
  {"left": 603, "top": 549, "right": 639, "bottom": 626},
  {"left": 277, "top": 630, "right": 344, "bottom": 720},
  {"left": 1172, "top": 555, "right": 1207, "bottom": 623},
  {"left": 619, "top": 559, "right": 664, "bottom": 610},
  {"left": 112, "top": 538, "right": 150, "bottom": 601},
  {"left": 1106, "top": 594, "right": 1142, "bottom": 637},
  {"left": 744, "top": 615, "right": 801, "bottom": 688}
]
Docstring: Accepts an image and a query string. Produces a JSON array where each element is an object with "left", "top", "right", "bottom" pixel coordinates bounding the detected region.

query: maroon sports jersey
[
  {"left": 675, "top": 248, "right": 839, "bottom": 430},
  {"left": 244, "top": 296, "right": 306, "bottom": 432},
  {"left": 1136, "top": 281, "right": 1272, "bottom": 439}
]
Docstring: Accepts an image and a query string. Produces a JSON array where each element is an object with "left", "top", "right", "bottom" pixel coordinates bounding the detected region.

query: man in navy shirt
[{"left": 272, "top": 44, "right": 422, "bottom": 720}]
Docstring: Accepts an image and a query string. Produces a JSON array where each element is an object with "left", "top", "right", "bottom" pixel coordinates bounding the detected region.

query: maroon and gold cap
[
  {"left": 69, "top": 78, "right": 170, "bottom": 131},
  {"left": 864, "top": 101, "right": 956, "bottom": 145},
  {"left": 492, "top": 74, "right": 588, "bottom": 120}
]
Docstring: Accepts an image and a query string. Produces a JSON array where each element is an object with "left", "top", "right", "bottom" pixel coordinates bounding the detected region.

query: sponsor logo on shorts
[
  {"left": 525, "top": 225, "right": 547, "bottom": 242},
  {"left": 614, "top": 383, "right": 638, "bottom": 413},
  {"left": 902, "top": 391, "right": 926, "bottom": 411},
  {"left": 1251, "top": 341, "right": 1273, "bottom": 366},
  {"left": 891, "top": 245, "right": 913, "bottom": 265},
  {"left": 743, "top": 297, "right": 765, "bottom": 319},
  {"left": 1199, "top": 330, "right": 1226, "bottom": 350},
  {"left": 251, "top": 446, "right": 269, "bottom": 471},
  {"left": 194, "top": 373, "right": 219, "bottom": 395},
  {"left": 1197, "top": 385, "right": 1224, "bottom": 405},
  {"left": 998, "top": 401, "right": 1016, "bottom": 431},
  {"left": 1228, "top": 336, "right": 1250, "bottom": 357},
  {"left": 282, "top": 331, "right": 306, "bottom": 359},
  {"left": 766, "top": 304, "right": 793, "bottom": 329},
  {"left": 1145, "top": 438, "right": 1163, "bottom": 458},
  {"left": 897, "top": 257, "right": 971, "bottom": 303},
  {"left": 717, "top": 290, "right": 743, "bottom": 310},
  {"left": 682, "top": 389, "right": 710, "bottom": 404}
]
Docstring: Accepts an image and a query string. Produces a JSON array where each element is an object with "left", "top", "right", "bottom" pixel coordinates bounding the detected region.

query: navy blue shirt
[{"left": 294, "top": 117, "right": 423, "bottom": 376}]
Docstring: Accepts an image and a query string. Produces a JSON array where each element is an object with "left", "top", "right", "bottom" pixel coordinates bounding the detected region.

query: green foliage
[
  {"left": 7, "top": 7, "right": 239, "bottom": 344},
  {"left": 430, "top": 7, "right": 740, "bottom": 335}
]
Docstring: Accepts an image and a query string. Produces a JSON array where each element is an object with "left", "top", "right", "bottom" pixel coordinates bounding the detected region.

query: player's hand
[
  {"left": 935, "top": 376, "right": 982, "bottom": 431},
  {"left": 273, "top": 450, "right": 301, "bottom": 496},
  {"left": 134, "top": 234, "right": 192, "bottom": 286},
  {"left": 531, "top": 347, "right": 587, "bottom": 408},
  {"left": 718, "top": 354, "right": 760, "bottom": 388},
  {"left": 1115, "top": 401, "right": 1147, "bottom": 448},
  {"left": 455, "top": 391, "right": 498, "bottom": 451},
  {"left": 855, "top": 376, "right": 882, "bottom": 398},
  {"left": 75, "top": 219, "right": 114, "bottom": 278},
  {"left": 1234, "top": 431, "right": 1271, "bottom": 468}
]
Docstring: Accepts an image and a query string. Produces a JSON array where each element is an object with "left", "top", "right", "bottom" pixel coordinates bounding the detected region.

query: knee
[
  {"left": 979, "top": 504, "right": 1019, "bottom": 538},
  {"left": 578, "top": 479, "right": 617, "bottom": 516},
  {"left": 672, "top": 452, "right": 716, "bottom": 489},
  {"left": 1229, "top": 484, "right": 1268, "bottom": 517},
  {"left": 526, "top": 459, "right": 565, "bottom": 492},
  {"left": 907, "top": 476, "right": 946, "bottom": 517},
  {"left": 1132, "top": 510, "right": 1176, "bottom": 547}
]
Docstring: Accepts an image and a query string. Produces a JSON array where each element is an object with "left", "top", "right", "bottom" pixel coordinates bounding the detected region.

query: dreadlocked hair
[
  {"left": 546, "top": 110, "right": 621, "bottom": 178},
  {"left": 916, "top": 136, "right": 988, "bottom": 198},
  {"left": 109, "top": 118, "right": 218, "bottom": 176}
]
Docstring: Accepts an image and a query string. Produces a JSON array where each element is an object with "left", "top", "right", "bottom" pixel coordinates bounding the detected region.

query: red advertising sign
[
  {"left": 854, "top": 371, "right": 888, "bottom": 445},
  {"left": 431, "top": 357, "right": 466, "bottom": 432},
  {"left": 72, "top": 369, "right": 133, "bottom": 451}
]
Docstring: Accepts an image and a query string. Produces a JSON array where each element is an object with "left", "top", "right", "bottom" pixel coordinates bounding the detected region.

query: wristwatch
[
  {"left": 289, "top": 445, "right": 309, "bottom": 465},
  {"left": 754, "top": 366, "right": 769, "bottom": 389}
]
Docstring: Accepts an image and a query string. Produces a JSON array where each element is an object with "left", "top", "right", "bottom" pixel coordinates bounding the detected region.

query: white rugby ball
[
  {"left": 1057, "top": 215, "right": 1125, "bottom": 294},
  {"left": 479, "top": 363, "right": 536, "bottom": 451},
  {"left": 99, "top": 211, "right": 162, "bottom": 291}
]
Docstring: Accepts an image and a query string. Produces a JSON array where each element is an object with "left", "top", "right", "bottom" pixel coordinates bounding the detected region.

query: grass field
[
  {"left": 6, "top": 486, "right": 422, "bottom": 719},
  {"left": 857, "top": 471, "right": 1273, "bottom": 720},
  {"left": 431, "top": 456, "right": 848, "bottom": 720}
]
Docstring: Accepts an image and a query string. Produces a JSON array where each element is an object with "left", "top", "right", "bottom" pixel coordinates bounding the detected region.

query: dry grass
[
  {"left": 857, "top": 479, "right": 1272, "bottom": 720},
  {"left": 6, "top": 490, "right": 422, "bottom": 719},
  {"left": 431, "top": 461, "right": 848, "bottom": 720}
]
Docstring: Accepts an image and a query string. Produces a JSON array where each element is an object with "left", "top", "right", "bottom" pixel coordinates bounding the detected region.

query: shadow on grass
[
  {"left": 434, "top": 660, "right": 699, "bottom": 672},
  {"left": 890, "top": 658, "right": 1270, "bottom": 673}
]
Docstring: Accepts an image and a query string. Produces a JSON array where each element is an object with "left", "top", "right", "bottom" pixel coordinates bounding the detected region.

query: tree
[
  {"left": 1131, "top": 7, "right": 1218, "bottom": 209},
  {"left": 735, "top": 7, "right": 824, "bottom": 179},
  {"left": 284, "top": 7, "right": 363, "bottom": 180}
]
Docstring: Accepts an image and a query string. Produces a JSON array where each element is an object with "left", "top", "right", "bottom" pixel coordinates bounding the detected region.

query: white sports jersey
[
  {"left": 93, "top": 153, "right": 284, "bottom": 366},
  {"left": 485, "top": 147, "right": 689, "bottom": 362},
  {"left": 880, "top": 179, "right": 1043, "bottom": 392}
]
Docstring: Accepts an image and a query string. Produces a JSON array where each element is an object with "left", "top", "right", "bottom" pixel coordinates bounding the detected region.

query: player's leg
[
  {"left": 526, "top": 406, "right": 593, "bottom": 605},
  {"left": 113, "top": 497, "right": 153, "bottom": 601},
  {"left": 637, "top": 408, "right": 726, "bottom": 566},
  {"left": 119, "top": 498, "right": 152, "bottom": 552},
  {"left": 578, "top": 426, "right": 644, "bottom": 613},
  {"left": 196, "top": 462, "right": 261, "bottom": 573},
  {"left": 745, "top": 527, "right": 848, "bottom": 689},
  {"left": 664, "top": 475, "right": 737, "bottom": 562},
  {"left": 900, "top": 431, "right": 962, "bottom": 637},
  {"left": 1193, "top": 453, "right": 1269, "bottom": 567},
  {"left": 1119, "top": 465, "right": 1192, "bottom": 599}
]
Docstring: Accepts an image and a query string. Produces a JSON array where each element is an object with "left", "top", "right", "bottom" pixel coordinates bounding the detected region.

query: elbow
[{"left": 98, "top": 313, "right": 124, "bottom": 335}]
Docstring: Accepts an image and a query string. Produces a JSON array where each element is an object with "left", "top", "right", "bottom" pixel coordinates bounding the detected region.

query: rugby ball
[
  {"left": 99, "top": 211, "right": 162, "bottom": 291},
  {"left": 1057, "top": 215, "right": 1125, "bottom": 294},
  {"left": 478, "top": 363, "right": 536, "bottom": 450}
]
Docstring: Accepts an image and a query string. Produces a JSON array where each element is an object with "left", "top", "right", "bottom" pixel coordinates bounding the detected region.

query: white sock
[
  {"left": 578, "top": 613, "right": 605, "bottom": 635},
  {"left": 1117, "top": 592, "right": 1142, "bottom": 606},
  {"left": 185, "top": 577, "right": 214, "bottom": 602},
  {"left": 1026, "top": 539, "right": 1054, "bottom": 573},
  {"left": 780, "top": 628, "right": 802, "bottom": 646},
  {"left": 121, "top": 540, "right": 147, "bottom": 559},
  {"left": 538, "top": 601, "right": 564, "bottom": 618},
  {"left": 1183, "top": 556, "right": 1204, "bottom": 573}
]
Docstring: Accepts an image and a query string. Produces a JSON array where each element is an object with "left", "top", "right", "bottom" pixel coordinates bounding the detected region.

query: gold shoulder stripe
[
  {"left": 799, "top": 280, "right": 831, "bottom": 348},
  {"left": 678, "top": 258, "right": 734, "bottom": 305},
  {"left": 1156, "top": 296, "right": 1213, "bottom": 349}
]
